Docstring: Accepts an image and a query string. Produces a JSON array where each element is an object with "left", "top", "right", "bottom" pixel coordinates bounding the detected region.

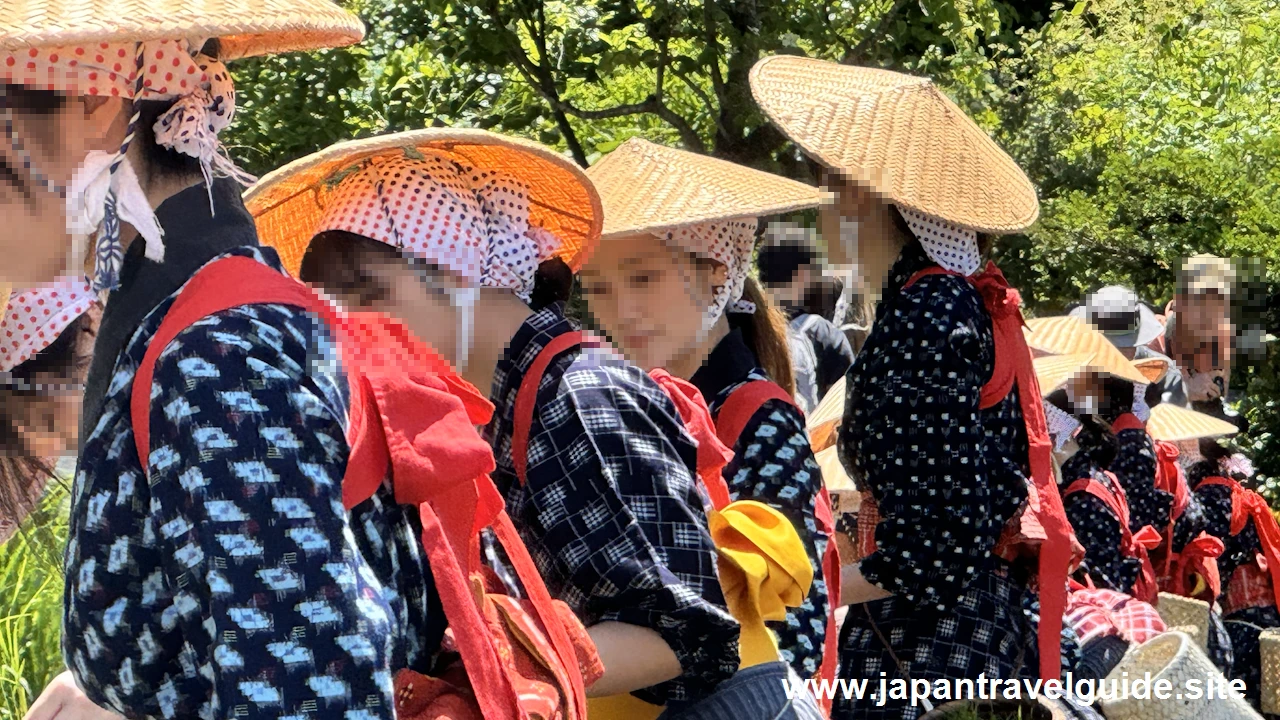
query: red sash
[
  {"left": 1063, "top": 473, "right": 1163, "bottom": 604},
  {"left": 131, "top": 257, "right": 590, "bottom": 720},
  {"left": 1197, "top": 476, "right": 1280, "bottom": 611}
]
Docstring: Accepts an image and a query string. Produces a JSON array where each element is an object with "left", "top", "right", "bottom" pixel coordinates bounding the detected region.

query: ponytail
[{"left": 731, "top": 276, "right": 796, "bottom": 397}]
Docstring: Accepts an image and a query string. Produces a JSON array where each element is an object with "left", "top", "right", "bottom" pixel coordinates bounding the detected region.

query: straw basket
[
  {"left": 1262, "top": 628, "right": 1280, "bottom": 715},
  {"left": 920, "top": 698, "right": 1066, "bottom": 720},
  {"left": 1102, "top": 631, "right": 1262, "bottom": 720},
  {"left": 1155, "top": 593, "right": 1210, "bottom": 651}
]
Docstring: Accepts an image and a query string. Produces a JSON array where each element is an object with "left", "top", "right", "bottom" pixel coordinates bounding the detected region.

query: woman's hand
[
  {"left": 23, "top": 671, "right": 122, "bottom": 720},
  {"left": 840, "top": 563, "right": 892, "bottom": 606}
]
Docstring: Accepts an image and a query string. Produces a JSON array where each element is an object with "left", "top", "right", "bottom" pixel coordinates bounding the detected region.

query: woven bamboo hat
[
  {"left": 245, "top": 129, "right": 603, "bottom": 277},
  {"left": 749, "top": 55, "right": 1039, "bottom": 234},
  {"left": 1025, "top": 316, "right": 1165, "bottom": 386},
  {"left": 0, "top": 0, "right": 364, "bottom": 61},
  {"left": 0, "top": 282, "right": 9, "bottom": 321},
  {"left": 1033, "top": 352, "right": 1095, "bottom": 396},
  {"left": 1146, "top": 403, "right": 1239, "bottom": 443},
  {"left": 1103, "top": 631, "right": 1261, "bottom": 720},
  {"left": 585, "top": 138, "right": 826, "bottom": 240},
  {"left": 806, "top": 376, "right": 845, "bottom": 453}
]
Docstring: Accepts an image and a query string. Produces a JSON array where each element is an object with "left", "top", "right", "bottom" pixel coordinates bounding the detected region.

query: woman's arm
[
  {"left": 585, "top": 622, "right": 683, "bottom": 697},
  {"left": 24, "top": 672, "right": 123, "bottom": 720}
]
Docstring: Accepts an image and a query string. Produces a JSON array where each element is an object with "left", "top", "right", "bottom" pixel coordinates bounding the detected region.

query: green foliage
[{"left": 0, "top": 482, "right": 69, "bottom": 719}]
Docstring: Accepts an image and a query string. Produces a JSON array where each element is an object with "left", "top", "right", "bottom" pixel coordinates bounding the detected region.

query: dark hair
[
  {"left": 529, "top": 258, "right": 574, "bottom": 311},
  {"left": 1075, "top": 415, "right": 1120, "bottom": 468},
  {"left": 799, "top": 275, "right": 845, "bottom": 321},
  {"left": 300, "top": 230, "right": 405, "bottom": 306},
  {"left": 1097, "top": 377, "right": 1136, "bottom": 423},
  {"left": 730, "top": 276, "right": 796, "bottom": 396},
  {"left": 301, "top": 230, "right": 570, "bottom": 312},
  {"left": 757, "top": 224, "right": 821, "bottom": 288},
  {"left": 2, "top": 313, "right": 90, "bottom": 532}
]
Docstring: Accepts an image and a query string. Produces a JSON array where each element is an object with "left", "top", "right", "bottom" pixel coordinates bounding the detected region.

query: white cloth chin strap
[{"left": 447, "top": 286, "right": 478, "bottom": 371}]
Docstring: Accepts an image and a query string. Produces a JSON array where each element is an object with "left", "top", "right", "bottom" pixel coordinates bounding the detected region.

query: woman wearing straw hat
[
  {"left": 750, "top": 55, "right": 1074, "bottom": 717},
  {"left": 578, "top": 138, "right": 841, "bottom": 707},
  {"left": 0, "top": 277, "right": 99, "bottom": 544},
  {"left": 246, "top": 130, "right": 787, "bottom": 719},
  {"left": 1177, "top": 422, "right": 1280, "bottom": 717},
  {"left": 0, "top": 6, "right": 464, "bottom": 719}
]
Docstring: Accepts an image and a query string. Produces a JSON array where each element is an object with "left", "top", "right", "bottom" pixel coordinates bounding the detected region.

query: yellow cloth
[
  {"left": 586, "top": 501, "right": 812, "bottom": 719},
  {"left": 710, "top": 500, "right": 814, "bottom": 668}
]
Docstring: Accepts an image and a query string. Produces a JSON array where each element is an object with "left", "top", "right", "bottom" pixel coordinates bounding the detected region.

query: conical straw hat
[
  {"left": 0, "top": 282, "right": 9, "bottom": 321},
  {"left": 0, "top": 0, "right": 363, "bottom": 60},
  {"left": 585, "top": 138, "right": 826, "bottom": 240},
  {"left": 1146, "top": 404, "right": 1239, "bottom": 443},
  {"left": 245, "top": 129, "right": 603, "bottom": 277},
  {"left": 806, "top": 376, "right": 845, "bottom": 453},
  {"left": 749, "top": 55, "right": 1039, "bottom": 234},
  {"left": 1103, "top": 631, "right": 1261, "bottom": 720},
  {"left": 1024, "top": 316, "right": 1152, "bottom": 386},
  {"left": 1033, "top": 352, "right": 1094, "bottom": 396}
]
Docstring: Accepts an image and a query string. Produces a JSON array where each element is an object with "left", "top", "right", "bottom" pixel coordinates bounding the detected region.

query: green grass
[{"left": 0, "top": 481, "right": 70, "bottom": 719}]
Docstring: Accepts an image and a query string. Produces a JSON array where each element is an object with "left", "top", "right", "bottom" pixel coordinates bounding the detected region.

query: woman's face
[
  {"left": 8, "top": 305, "right": 99, "bottom": 460},
  {"left": 580, "top": 233, "right": 724, "bottom": 371},
  {"left": 319, "top": 254, "right": 462, "bottom": 364},
  {"left": 816, "top": 170, "right": 903, "bottom": 280},
  {"left": 1, "top": 91, "right": 124, "bottom": 287}
]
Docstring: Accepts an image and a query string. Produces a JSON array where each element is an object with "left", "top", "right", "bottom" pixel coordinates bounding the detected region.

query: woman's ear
[
  {"left": 77, "top": 96, "right": 128, "bottom": 151},
  {"left": 709, "top": 261, "right": 729, "bottom": 289}
]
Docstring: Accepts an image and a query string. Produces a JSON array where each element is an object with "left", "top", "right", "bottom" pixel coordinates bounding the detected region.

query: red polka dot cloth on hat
[
  {"left": 898, "top": 206, "right": 982, "bottom": 276},
  {"left": 317, "top": 152, "right": 560, "bottom": 301},
  {"left": 660, "top": 220, "right": 759, "bottom": 323},
  {"left": 0, "top": 276, "right": 96, "bottom": 372},
  {"left": 2, "top": 40, "right": 250, "bottom": 293}
]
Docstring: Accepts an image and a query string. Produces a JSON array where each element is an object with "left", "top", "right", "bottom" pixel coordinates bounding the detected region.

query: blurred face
[
  {"left": 816, "top": 169, "right": 904, "bottom": 288},
  {"left": 1, "top": 89, "right": 126, "bottom": 288},
  {"left": 5, "top": 304, "right": 99, "bottom": 460},
  {"left": 1174, "top": 290, "right": 1232, "bottom": 401},
  {"left": 580, "top": 233, "right": 725, "bottom": 371},
  {"left": 317, "top": 253, "right": 462, "bottom": 365}
]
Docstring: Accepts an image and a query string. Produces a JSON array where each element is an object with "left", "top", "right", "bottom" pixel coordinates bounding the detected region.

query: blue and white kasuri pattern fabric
[{"left": 65, "top": 247, "right": 444, "bottom": 720}]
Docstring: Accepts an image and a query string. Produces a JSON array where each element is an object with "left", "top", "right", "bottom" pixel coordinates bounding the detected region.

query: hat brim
[
  {"left": 586, "top": 138, "right": 827, "bottom": 240},
  {"left": 244, "top": 129, "right": 603, "bottom": 277},
  {"left": 1068, "top": 303, "right": 1164, "bottom": 348},
  {"left": 748, "top": 55, "right": 1039, "bottom": 234},
  {"left": 0, "top": 0, "right": 365, "bottom": 60}
]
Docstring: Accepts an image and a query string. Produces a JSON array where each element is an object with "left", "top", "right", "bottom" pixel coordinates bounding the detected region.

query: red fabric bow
[
  {"left": 648, "top": 369, "right": 734, "bottom": 510},
  {"left": 1199, "top": 476, "right": 1280, "bottom": 610},
  {"left": 1171, "top": 531, "right": 1225, "bottom": 601}
]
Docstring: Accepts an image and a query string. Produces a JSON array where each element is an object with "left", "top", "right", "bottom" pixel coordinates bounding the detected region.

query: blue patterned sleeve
[
  {"left": 854, "top": 278, "right": 1005, "bottom": 612},
  {"left": 1063, "top": 491, "right": 1132, "bottom": 592},
  {"left": 521, "top": 361, "right": 739, "bottom": 704},
  {"left": 144, "top": 306, "right": 396, "bottom": 720},
  {"left": 723, "top": 399, "right": 829, "bottom": 678}
]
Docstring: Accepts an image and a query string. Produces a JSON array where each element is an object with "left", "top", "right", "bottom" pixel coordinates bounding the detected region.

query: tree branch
[
  {"left": 702, "top": 0, "right": 727, "bottom": 103},
  {"left": 501, "top": 2, "right": 590, "bottom": 165},
  {"left": 843, "top": 0, "right": 910, "bottom": 63}
]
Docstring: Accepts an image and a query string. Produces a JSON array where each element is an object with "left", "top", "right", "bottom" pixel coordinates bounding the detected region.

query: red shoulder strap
[
  {"left": 713, "top": 378, "right": 843, "bottom": 694},
  {"left": 1199, "top": 475, "right": 1280, "bottom": 609},
  {"left": 131, "top": 257, "right": 325, "bottom": 474},
  {"left": 714, "top": 380, "right": 796, "bottom": 450},
  {"left": 512, "top": 331, "right": 590, "bottom": 485}
]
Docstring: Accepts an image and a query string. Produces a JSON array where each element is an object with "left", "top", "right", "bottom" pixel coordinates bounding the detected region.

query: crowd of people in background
[{"left": 1, "top": 5, "right": 1278, "bottom": 720}]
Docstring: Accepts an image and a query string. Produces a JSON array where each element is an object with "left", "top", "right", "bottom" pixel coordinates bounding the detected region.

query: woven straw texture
[
  {"left": 1146, "top": 403, "right": 1239, "bottom": 443},
  {"left": 1033, "top": 352, "right": 1094, "bottom": 397},
  {"left": 0, "top": 0, "right": 363, "bottom": 60},
  {"left": 0, "top": 282, "right": 9, "bottom": 320},
  {"left": 806, "top": 376, "right": 845, "bottom": 453},
  {"left": 244, "top": 129, "right": 603, "bottom": 277},
  {"left": 920, "top": 699, "right": 1067, "bottom": 720},
  {"left": 815, "top": 444, "right": 854, "bottom": 493},
  {"left": 1104, "top": 631, "right": 1261, "bottom": 720},
  {"left": 1025, "top": 316, "right": 1152, "bottom": 386},
  {"left": 585, "top": 138, "right": 825, "bottom": 240},
  {"left": 1262, "top": 628, "right": 1280, "bottom": 715},
  {"left": 1156, "top": 593, "right": 1210, "bottom": 650},
  {"left": 749, "top": 55, "right": 1039, "bottom": 234}
]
